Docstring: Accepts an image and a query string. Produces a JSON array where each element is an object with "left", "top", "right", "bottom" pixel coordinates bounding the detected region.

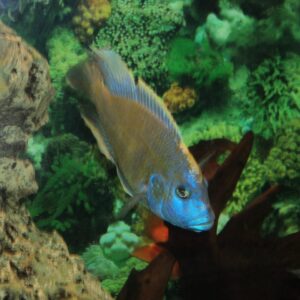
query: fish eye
[{"left": 175, "top": 185, "right": 190, "bottom": 199}]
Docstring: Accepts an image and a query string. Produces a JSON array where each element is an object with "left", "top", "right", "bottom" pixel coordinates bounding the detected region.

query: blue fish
[{"left": 67, "top": 49, "right": 215, "bottom": 232}]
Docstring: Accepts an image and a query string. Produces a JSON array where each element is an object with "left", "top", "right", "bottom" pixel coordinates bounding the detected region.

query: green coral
[
  {"left": 2, "top": 1, "right": 72, "bottom": 52},
  {"left": 166, "top": 37, "right": 233, "bottom": 89},
  {"left": 82, "top": 245, "right": 119, "bottom": 280},
  {"left": 263, "top": 191, "right": 300, "bottom": 237},
  {"left": 264, "top": 118, "right": 300, "bottom": 188},
  {"left": 94, "top": 0, "right": 184, "bottom": 91},
  {"left": 205, "top": 2, "right": 255, "bottom": 49},
  {"left": 40, "top": 133, "right": 89, "bottom": 173},
  {"left": 166, "top": 38, "right": 198, "bottom": 80},
  {"left": 246, "top": 56, "right": 300, "bottom": 139},
  {"left": 100, "top": 221, "right": 140, "bottom": 263},
  {"left": 47, "top": 27, "right": 86, "bottom": 100},
  {"left": 225, "top": 153, "right": 267, "bottom": 215},
  {"left": 101, "top": 257, "right": 147, "bottom": 296},
  {"left": 27, "top": 134, "right": 114, "bottom": 252},
  {"left": 81, "top": 223, "right": 146, "bottom": 296},
  {"left": 181, "top": 118, "right": 242, "bottom": 147},
  {"left": 46, "top": 27, "right": 87, "bottom": 134}
]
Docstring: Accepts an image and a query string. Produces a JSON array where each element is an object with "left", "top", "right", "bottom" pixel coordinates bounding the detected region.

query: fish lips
[{"left": 186, "top": 209, "right": 215, "bottom": 232}]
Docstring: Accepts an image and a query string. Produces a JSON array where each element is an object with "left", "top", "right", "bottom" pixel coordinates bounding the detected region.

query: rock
[{"left": 0, "top": 21, "right": 112, "bottom": 300}]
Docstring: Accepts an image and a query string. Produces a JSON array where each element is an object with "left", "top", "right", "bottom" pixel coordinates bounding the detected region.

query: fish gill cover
[{"left": 0, "top": 0, "right": 299, "bottom": 299}]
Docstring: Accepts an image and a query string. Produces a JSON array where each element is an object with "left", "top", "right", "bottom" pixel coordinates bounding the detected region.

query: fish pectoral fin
[{"left": 115, "top": 193, "right": 146, "bottom": 220}]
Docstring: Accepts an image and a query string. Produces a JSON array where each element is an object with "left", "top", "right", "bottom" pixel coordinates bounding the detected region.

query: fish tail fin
[
  {"left": 66, "top": 57, "right": 105, "bottom": 102},
  {"left": 66, "top": 57, "right": 115, "bottom": 163}
]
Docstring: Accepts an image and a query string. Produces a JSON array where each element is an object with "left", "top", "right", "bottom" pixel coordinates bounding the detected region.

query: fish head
[{"left": 147, "top": 170, "right": 215, "bottom": 232}]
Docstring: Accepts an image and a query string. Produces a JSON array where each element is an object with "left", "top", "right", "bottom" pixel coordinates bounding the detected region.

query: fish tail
[
  {"left": 66, "top": 55, "right": 115, "bottom": 163},
  {"left": 66, "top": 57, "right": 105, "bottom": 103}
]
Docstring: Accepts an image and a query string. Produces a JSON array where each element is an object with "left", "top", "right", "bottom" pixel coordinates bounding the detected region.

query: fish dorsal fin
[{"left": 91, "top": 49, "right": 181, "bottom": 141}]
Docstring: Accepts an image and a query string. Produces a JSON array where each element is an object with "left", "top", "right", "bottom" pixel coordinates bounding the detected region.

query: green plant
[
  {"left": 245, "top": 56, "right": 299, "bottom": 139},
  {"left": 264, "top": 118, "right": 300, "bottom": 189},
  {"left": 101, "top": 257, "right": 147, "bottom": 296},
  {"left": 82, "top": 244, "right": 119, "bottom": 280},
  {"left": 94, "top": 0, "right": 184, "bottom": 91},
  {"left": 27, "top": 135, "right": 114, "bottom": 252},
  {"left": 99, "top": 221, "right": 140, "bottom": 263},
  {"left": 225, "top": 152, "right": 267, "bottom": 216},
  {"left": 46, "top": 27, "right": 87, "bottom": 134},
  {"left": 47, "top": 27, "right": 86, "bottom": 100},
  {"left": 263, "top": 191, "right": 300, "bottom": 237}
]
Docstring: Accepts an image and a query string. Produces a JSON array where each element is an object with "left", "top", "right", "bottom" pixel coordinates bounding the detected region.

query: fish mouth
[
  {"left": 188, "top": 219, "right": 214, "bottom": 232},
  {"left": 187, "top": 211, "right": 215, "bottom": 232}
]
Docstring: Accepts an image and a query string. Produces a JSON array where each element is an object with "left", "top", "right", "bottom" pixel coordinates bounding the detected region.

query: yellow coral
[
  {"left": 163, "top": 83, "right": 197, "bottom": 113},
  {"left": 72, "top": 0, "right": 111, "bottom": 44}
]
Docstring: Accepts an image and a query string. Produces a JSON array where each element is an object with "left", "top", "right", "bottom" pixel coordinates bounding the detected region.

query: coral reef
[
  {"left": 205, "top": 2, "right": 255, "bottom": 49},
  {"left": 0, "top": 21, "right": 111, "bottom": 299},
  {"left": 82, "top": 244, "right": 119, "bottom": 280},
  {"left": 47, "top": 27, "right": 86, "bottom": 100},
  {"left": 162, "top": 83, "right": 197, "bottom": 113},
  {"left": 82, "top": 223, "right": 145, "bottom": 296},
  {"left": 102, "top": 257, "right": 147, "bottom": 297},
  {"left": 72, "top": 0, "right": 111, "bottom": 44},
  {"left": 100, "top": 221, "right": 140, "bottom": 263},
  {"left": 46, "top": 27, "right": 86, "bottom": 134},
  {"left": 181, "top": 118, "right": 242, "bottom": 147},
  {"left": 166, "top": 37, "right": 233, "bottom": 90},
  {"left": 226, "top": 153, "right": 266, "bottom": 215},
  {"left": 264, "top": 118, "right": 300, "bottom": 188},
  {"left": 28, "top": 134, "right": 114, "bottom": 252},
  {"left": 263, "top": 190, "right": 300, "bottom": 237},
  {"left": 2, "top": 0, "right": 73, "bottom": 52},
  {"left": 246, "top": 55, "right": 299, "bottom": 139},
  {"left": 94, "top": 0, "right": 184, "bottom": 91}
]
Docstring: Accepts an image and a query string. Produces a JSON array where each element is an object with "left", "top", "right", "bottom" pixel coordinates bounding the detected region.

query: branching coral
[
  {"left": 162, "top": 83, "right": 197, "bottom": 113},
  {"left": 264, "top": 118, "right": 300, "bottom": 188},
  {"left": 245, "top": 55, "right": 300, "bottom": 139},
  {"left": 72, "top": 0, "right": 111, "bottom": 44},
  {"left": 94, "top": 0, "right": 184, "bottom": 91}
]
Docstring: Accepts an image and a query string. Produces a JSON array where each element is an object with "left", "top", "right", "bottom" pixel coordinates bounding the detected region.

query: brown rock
[{"left": 0, "top": 21, "right": 113, "bottom": 300}]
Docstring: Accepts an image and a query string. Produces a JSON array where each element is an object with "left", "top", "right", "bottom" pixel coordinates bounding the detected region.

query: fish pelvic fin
[{"left": 90, "top": 48, "right": 181, "bottom": 142}]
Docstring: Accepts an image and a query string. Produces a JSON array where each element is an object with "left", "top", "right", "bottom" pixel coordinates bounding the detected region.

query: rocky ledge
[{"left": 0, "top": 21, "right": 112, "bottom": 300}]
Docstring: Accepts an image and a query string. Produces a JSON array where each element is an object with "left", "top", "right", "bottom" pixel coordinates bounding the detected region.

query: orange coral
[
  {"left": 73, "top": 0, "right": 111, "bottom": 44},
  {"left": 163, "top": 83, "right": 197, "bottom": 113}
]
